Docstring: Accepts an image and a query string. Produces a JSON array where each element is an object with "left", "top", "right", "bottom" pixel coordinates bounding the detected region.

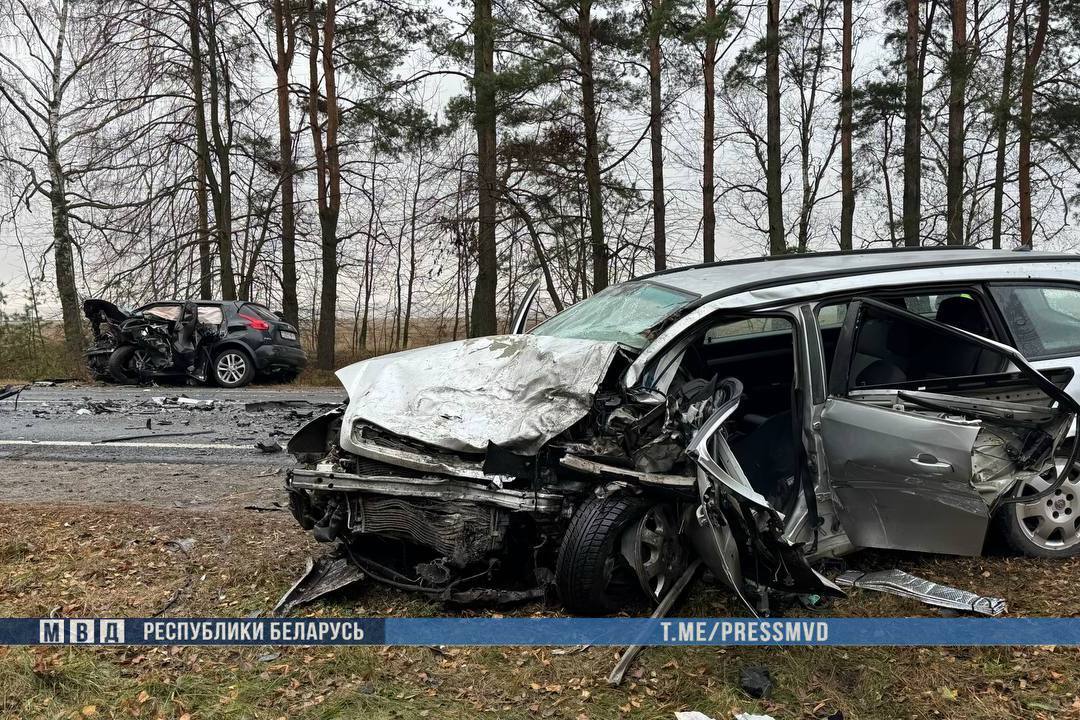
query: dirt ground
[{"left": 2, "top": 460, "right": 1080, "bottom": 719}]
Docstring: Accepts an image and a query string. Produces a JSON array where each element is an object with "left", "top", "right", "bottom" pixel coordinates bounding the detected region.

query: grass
[{"left": 2, "top": 502, "right": 1080, "bottom": 719}]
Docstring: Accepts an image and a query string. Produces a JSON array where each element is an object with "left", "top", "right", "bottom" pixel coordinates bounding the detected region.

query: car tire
[
  {"left": 994, "top": 456, "right": 1080, "bottom": 558},
  {"left": 556, "top": 495, "right": 651, "bottom": 614},
  {"left": 107, "top": 346, "right": 146, "bottom": 385},
  {"left": 213, "top": 348, "right": 255, "bottom": 388}
]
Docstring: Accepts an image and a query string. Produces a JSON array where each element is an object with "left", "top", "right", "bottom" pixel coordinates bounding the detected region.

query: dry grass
[{"left": 2, "top": 502, "right": 1080, "bottom": 719}]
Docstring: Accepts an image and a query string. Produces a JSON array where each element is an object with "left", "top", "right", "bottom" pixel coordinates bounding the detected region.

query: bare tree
[
  {"left": 839, "top": 0, "right": 854, "bottom": 250},
  {"left": 0, "top": 0, "right": 161, "bottom": 356},
  {"left": 471, "top": 0, "right": 498, "bottom": 336},
  {"left": 945, "top": 0, "right": 969, "bottom": 245},
  {"left": 1018, "top": 0, "right": 1049, "bottom": 248},
  {"left": 765, "top": 0, "right": 784, "bottom": 255},
  {"left": 307, "top": 0, "right": 342, "bottom": 368}
]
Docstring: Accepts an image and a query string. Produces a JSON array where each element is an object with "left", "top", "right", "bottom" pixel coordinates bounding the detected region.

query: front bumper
[{"left": 286, "top": 468, "right": 564, "bottom": 514}]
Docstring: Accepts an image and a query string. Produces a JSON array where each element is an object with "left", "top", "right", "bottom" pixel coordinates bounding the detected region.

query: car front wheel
[
  {"left": 556, "top": 496, "right": 686, "bottom": 614},
  {"left": 996, "top": 456, "right": 1080, "bottom": 558},
  {"left": 213, "top": 348, "right": 254, "bottom": 388}
]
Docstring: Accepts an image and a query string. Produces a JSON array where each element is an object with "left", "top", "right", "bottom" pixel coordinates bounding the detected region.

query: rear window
[
  {"left": 242, "top": 304, "right": 278, "bottom": 323},
  {"left": 991, "top": 284, "right": 1080, "bottom": 358}
]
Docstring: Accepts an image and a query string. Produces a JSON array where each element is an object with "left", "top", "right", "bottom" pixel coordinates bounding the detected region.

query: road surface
[{"left": 0, "top": 382, "right": 344, "bottom": 465}]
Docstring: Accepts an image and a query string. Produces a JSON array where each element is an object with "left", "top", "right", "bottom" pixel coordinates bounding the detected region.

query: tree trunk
[
  {"left": 1019, "top": 0, "right": 1049, "bottom": 249},
  {"left": 470, "top": 0, "right": 498, "bottom": 336},
  {"left": 272, "top": 0, "right": 299, "bottom": 325},
  {"left": 46, "top": 0, "right": 83, "bottom": 357},
  {"left": 765, "top": 0, "right": 784, "bottom": 255},
  {"left": 309, "top": 0, "right": 341, "bottom": 369},
  {"left": 990, "top": 0, "right": 1017, "bottom": 250},
  {"left": 702, "top": 0, "right": 717, "bottom": 263},
  {"left": 648, "top": 0, "right": 666, "bottom": 270},
  {"left": 579, "top": 0, "right": 608, "bottom": 290},
  {"left": 839, "top": 0, "right": 854, "bottom": 251},
  {"left": 188, "top": 0, "right": 224, "bottom": 294},
  {"left": 945, "top": 0, "right": 968, "bottom": 245},
  {"left": 203, "top": 0, "right": 236, "bottom": 297},
  {"left": 196, "top": 155, "right": 212, "bottom": 298},
  {"left": 404, "top": 147, "right": 422, "bottom": 348},
  {"left": 902, "top": 0, "right": 922, "bottom": 246}
]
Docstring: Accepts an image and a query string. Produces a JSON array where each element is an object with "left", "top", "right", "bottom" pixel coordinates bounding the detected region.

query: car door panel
[
  {"left": 819, "top": 297, "right": 1080, "bottom": 556},
  {"left": 819, "top": 396, "right": 988, "bottom": 555}
]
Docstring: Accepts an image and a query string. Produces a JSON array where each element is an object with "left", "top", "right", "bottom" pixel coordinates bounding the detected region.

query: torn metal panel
[
  {"left": 559, "top": 454, "right": 695, "bottom": 488},
  {"left": 835, "top": 568, "right": 1006, "bottom": 616},
  {"left": 274, "top": 554, "right": 366, "bottom": 615},
  {"left": 336, "top": 334, "right": 620, "bottom": 456},
  {"left": 348, "top": 424, "right": 508, "bottom": 482},
  {"left": 287, "top": 468, "right": 564, "bottom": 513}
]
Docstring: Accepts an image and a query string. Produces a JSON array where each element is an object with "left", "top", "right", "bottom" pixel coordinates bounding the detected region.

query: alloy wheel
[
  {"left": 1014, "top": 458, "right": 1080, "bottom": 550},
  {"left": 620, "top": 504, "right": 686, "bottom": 602},
  {"left": 216, "top": 351, "right": 248, "bottom": 385}
]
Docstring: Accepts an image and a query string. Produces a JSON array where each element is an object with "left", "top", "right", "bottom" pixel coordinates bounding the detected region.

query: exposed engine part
[
  {"left": 834, "top": 568, "right": 1006, "bottom": 616},
  {"left": 348, "top": 495, "right": 509, "bottom": 568}
]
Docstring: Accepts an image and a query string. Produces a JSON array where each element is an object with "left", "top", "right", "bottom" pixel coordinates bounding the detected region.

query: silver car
[{"left": 286, "top": 248, "right": 1080, "bottom": 614}]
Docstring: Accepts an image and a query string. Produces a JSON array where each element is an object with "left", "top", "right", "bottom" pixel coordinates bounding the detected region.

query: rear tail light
[{"left": 238, "top": 313, "right": 270, "bottom": 331}]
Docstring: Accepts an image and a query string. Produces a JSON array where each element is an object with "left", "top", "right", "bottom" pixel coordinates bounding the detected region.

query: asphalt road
[{"left": 0, "top": 382, "right": 345, "bottom": 465}]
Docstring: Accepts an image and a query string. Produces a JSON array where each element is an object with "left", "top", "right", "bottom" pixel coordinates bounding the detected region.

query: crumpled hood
[{"left": 336, "top": 334, "right": 621, "bottom": 455}]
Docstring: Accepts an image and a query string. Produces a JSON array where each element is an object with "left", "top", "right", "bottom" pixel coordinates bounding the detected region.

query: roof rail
[{"left": 639, "top": 244, "right": 987, "bottom": 281}]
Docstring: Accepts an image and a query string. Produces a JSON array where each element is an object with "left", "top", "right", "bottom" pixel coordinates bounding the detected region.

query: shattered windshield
[{"left": 530, "top": 281, "right": 697, "bottom": 349}]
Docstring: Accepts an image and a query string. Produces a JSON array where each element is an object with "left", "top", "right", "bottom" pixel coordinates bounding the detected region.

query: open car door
[
  {"left": 683, "top": 379, "right": 844, "bottom": 607},
  {"left": 819, "top": 297, "right": 1079, "bottom": 555}
]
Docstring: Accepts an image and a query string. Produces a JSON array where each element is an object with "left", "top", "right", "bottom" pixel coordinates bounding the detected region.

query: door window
[
  {"left": 143, "top": 304, "right": 182, "bottom": 321},
  {"left": 197, "top": 306, "right": 224, "bottom": 325},
  {"left": 830, "top": 299, "right": 1004, "bottom": 392},
  {"left": 817, "top": 289, "right": 995, "bottom": 379},
  {"left": 990, "top": 284, "right": 1080, "bottom": 359}
]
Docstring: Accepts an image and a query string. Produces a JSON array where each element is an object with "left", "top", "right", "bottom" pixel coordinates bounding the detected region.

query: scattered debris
[
  {"left": 75, "top": 400, "right": 119, "bottom": 415},
  {"left": 0, "top": 384, "right": 27, "bottom": 402},
  {"left": 93, "top": 430, "right": 213, "bottom": 444},
  {"left": 151, "top": 395, "right": 216, "bottom": 410},
  {"left": 165, "top": 538, "right": 196, "bottom": 554},
  {"left": 608, "top": 559, "right": 702, "bottom": 687},
  {"left": 835, "top": 569, "right": 1007, "bottom": 616},
  {"left": 739, "top": 665, "right": 774, "bottom": 699},
  {"left": 244, "top": 503, "right": 285, "bottom": 513},
  {"left": 273, "top": 553, "right": 366, "bottom": 615},
  {"left": 734, "top": 714, "right": 777, "bottom": 720},
  {"left": 255, "top": 439, "right": 283, "bottom": 453},
  {"left": 245, "top": 399, "right": 342, "bottom": 412}
]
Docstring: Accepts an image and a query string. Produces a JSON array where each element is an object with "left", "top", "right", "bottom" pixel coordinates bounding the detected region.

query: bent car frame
[{"left": 285, "top": 248, "right": 1080, "bottom": 614}]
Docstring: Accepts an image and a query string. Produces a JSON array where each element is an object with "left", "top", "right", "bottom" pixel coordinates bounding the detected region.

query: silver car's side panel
[{"left": 818, "top": 397, "right": 988, "bottom": 555}]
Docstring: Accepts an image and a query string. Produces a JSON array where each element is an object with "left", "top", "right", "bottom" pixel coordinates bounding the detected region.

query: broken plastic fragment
[
  {"left": 834, "top": 568, "right": 1006, "bottom": 616},
  {"left": 273, "top": 554, "right": 366, "bottom": 615}
]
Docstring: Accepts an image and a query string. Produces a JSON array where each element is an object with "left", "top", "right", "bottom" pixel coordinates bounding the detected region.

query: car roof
[{"left": 638, "top": 248, "right": 1080, "bottom": 297}]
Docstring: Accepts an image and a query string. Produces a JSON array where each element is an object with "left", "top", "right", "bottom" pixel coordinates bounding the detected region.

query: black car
[
  {"left": 135, "top": 300, "right": 307, "bottom": 387},
  {"left": 84, "top": 299, "right": 307, "bottom": 387}
]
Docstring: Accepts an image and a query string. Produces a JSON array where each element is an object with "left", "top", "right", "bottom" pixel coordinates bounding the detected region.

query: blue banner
[{"left": 3, "top": 617, "right": 1080, "bottom": 647}]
